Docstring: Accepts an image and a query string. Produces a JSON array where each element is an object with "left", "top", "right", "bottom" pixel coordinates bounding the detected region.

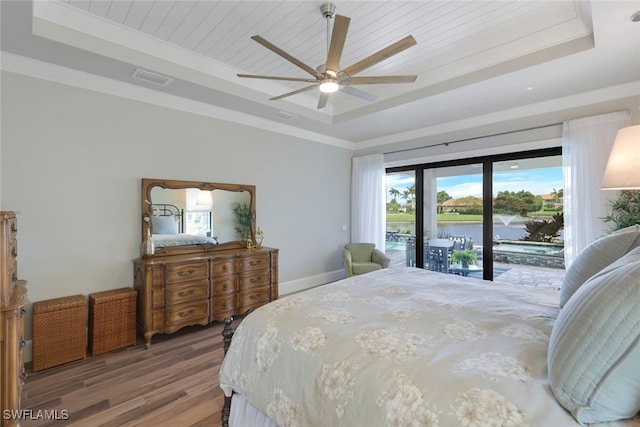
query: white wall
[{"left": 1, "top": 72, "right": 352, "bottom": 350}]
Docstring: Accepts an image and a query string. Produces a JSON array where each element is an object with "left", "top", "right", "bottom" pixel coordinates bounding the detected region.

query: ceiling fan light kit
[
  {"left": 237, "top": 2, "right": 417, "bottom": 109},
  {"left": 319, "top": 79, "right": 339, "bottom": 93}
]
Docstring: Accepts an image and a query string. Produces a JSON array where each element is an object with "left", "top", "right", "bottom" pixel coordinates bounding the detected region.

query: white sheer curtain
[
  {"left": 562, "top": 110, "right": 630, "bottom": 266},
  {"left": 351, "top": 153, "right": 386, "bottom": 251}
]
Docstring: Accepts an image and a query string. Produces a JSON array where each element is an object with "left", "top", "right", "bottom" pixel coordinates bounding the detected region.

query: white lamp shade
[
  {"left": 602, "top": 125, "right": 640, "bottom": 190},
  {"left": 196, "top": 190, "right": 213, "bottom": 206}
]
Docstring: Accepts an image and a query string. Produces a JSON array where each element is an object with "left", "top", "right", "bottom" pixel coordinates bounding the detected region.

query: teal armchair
[{"left": 342, "top": 243, "right": 391, "bottom": 277}]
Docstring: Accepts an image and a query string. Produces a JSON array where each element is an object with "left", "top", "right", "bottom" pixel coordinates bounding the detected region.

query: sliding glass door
[
  {"left": 385, "top": 171, "right": 416, "bottom": 268},
  {"left": 425, "top": 164, "right": 484, "bottom": 277},
  {"left": 386, "top": 148, "right": 563, "bottom": 281},
  {"left": 492, "top": 156, "right": 564, "bottom": 272}
]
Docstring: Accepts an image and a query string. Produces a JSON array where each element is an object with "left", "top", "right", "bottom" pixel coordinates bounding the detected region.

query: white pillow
[
  {"left": 560, "top": 225, "right": 640, "bottom": 307},
  {"left": 549, "top": 246, "right": 640, "bottom": 424},
  {"left": 152, "top": 215, "right": 179, "bottom": 234}
]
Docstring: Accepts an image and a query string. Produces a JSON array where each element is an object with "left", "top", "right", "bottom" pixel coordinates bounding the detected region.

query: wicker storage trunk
[
  {"left": 88, "top": 288, "right": 137, "bottom": 356},
  {"left": 32, "top": 295, "right": 87, "bottom": 372}
]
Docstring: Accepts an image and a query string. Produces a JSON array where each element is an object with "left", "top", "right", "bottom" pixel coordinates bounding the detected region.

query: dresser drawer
[
  {"left": 239, "top": 253, "right": 269, "bottom": 272},
  {"left": 212, "top": 276, "right": 237, "bottom": 295},
  {"left": 212, "top": 258, "right": 236, "bottom": 276},
  {"left": 165, "top": 281, "right": 209, "bottom": 305},
  {"left": 165, "top": 261, "right": 208, "bottom": 284},
  {"left": 211, "top": 294, "right": 237, "bottom": 315},
  {"left": 239, "top": 270, "right": 269, "bottom": 290},
  {"left": 238, "top": 287, "right": 270, "bottom": 314},
  {"left": 164, "top": 300, "right": 209, "bottom": 328}
]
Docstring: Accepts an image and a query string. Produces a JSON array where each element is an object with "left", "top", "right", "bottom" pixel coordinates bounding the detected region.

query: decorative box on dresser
[
  {"left": 0, "top": 212, "right": 27, "bottom": 427},
  {"left": 134, "top": 247, "right": 278, "bottom": 347}
]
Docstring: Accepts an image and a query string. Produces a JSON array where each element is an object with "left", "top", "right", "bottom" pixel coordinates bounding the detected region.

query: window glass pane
[
  {"left": 492, "top": 156, "right": 565, "bottom": 271},
  {"left": 429, "top": 164, "right": 483, "bottom": 276},
  {"left": 385, "top": 171, "right": 416, "bottom": 268},
  {"left": 185, "top": 211, "right": 211, "bottom": 236}
]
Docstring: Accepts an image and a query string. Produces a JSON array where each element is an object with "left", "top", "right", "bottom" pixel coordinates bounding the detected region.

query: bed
[
  {"left": 150, "top": 203, "right": 217, "bottom": 248},
  {"left": 219, "top": 227, "right": 640, "bottom": 427}
]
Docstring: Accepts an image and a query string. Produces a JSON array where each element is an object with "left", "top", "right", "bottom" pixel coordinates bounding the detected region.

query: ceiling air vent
[
  {"left": 132, "top": 68, "right": 173, "bottom": 86},
  {"left": 272, "top": 111, "right": 298, "bottom": 121}
]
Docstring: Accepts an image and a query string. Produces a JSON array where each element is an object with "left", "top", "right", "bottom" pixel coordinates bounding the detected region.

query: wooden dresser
[
  {"left": 0, "top": 212, "right": 27, "bottom": 427},
  {"left": 134, "top": 247, "right": 278, "bottom": 347}
]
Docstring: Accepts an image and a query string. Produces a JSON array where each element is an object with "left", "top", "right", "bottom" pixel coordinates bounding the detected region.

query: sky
[{"left": 386, "top": 167, "right": 563, "bottom": 201}]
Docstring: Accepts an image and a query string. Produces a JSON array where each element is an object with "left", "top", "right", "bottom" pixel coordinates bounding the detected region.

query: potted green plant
[
  {"left": 232, "top": 202, "right": 252, "bottom": 241},
  {"left": 602, "top": 190, "right": 640, "bottom": 233},
  {"left": 451, "top": 249, "right": 478, "bottom": 268}
]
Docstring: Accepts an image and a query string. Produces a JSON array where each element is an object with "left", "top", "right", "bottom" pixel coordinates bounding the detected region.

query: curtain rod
[{"left": 383, "top": 122, "right": 563, "bottom": 156}]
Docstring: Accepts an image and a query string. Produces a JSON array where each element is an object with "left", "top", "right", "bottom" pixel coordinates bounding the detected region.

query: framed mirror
[{"left": 141, "top": 178, "right": 256, "bottom": 256}]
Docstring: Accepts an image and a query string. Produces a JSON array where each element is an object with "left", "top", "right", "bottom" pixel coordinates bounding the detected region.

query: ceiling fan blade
[
  {"left": 348, "top": 75, "right": 417, "bottom": 85},
  {"left": 317, "top": 92, "right": 330, "bottom": 109},
  {"left": 237, "top": 74, "right": 317, "bottom": 83},
  {"left": 341, "top": 35, "right": 417, "bottom": 77},
  {"left": 251, "top": 35, "right": 324, "bottom": 79},
  {"left": 269, "top": 84, "right": 318, "bottom": 101},
  {"left": 340, "top": 86, "right": 377, "bottom": 102},
  {"left": 325, "top": 14, "right": 350, "bottom": 74}
]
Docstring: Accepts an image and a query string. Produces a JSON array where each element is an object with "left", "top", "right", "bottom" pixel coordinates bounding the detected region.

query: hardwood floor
[{"left": 21, "top": 321, "right": 235, "bottom": 427}]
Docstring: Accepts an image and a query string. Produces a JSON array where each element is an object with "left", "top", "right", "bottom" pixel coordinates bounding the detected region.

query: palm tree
[
  {"left": 389, "top": 188, "right": 401, "bottom": 201},
  {"left": 402, "top": 185, "right": 416, "bottom": 212}
]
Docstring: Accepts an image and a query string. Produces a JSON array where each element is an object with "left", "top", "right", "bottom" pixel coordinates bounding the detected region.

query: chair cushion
[
  {"left": 352, "top": 262, "right": 383, "bottom": 275},
  {"left": 548, "top": 246, "right": 640, "bottom": 424},
  {"left": 560, "top": 224, "right": 640, "bottom": 307},
  {"left": 345, "top": 243, "right": 375, "bottom": 262}
]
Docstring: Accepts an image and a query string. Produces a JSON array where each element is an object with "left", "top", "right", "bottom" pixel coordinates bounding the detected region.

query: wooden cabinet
[
  {"left": 134, "top": 247, "right": 278, "bottom": 347},
  {"left": 1, "top": 212, "right": 27, "bottom": 427}
]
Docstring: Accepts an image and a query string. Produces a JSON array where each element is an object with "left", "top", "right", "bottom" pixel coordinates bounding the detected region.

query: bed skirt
[{"left": 230, "top": 393, "right": 278, "bottom": 427}]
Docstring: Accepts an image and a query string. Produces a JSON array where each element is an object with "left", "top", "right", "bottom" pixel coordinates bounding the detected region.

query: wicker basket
[
  {"left": 32, "top": 295, "right": 87, "bottom": 372},
  {"left": 88, "top": 288, "right": 137, "bottom": 356}
]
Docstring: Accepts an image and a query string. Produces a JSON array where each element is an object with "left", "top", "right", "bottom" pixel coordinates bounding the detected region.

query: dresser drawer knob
[
  {"left": 223, "top": 284, "right": 228, "bottom": 291},
  {"left": 223, "top": 265, "right": 228, "bottom": 271},
  {"left": 20, "top": 372, "right": 27, "bottom": 382},
  {"left": 250, "top": 294, "right": 259, "bottom": 300},
  {"left": 20, "top": 308, "right": 26, "bottom": 316},
  {"left": 20, "top": 340, "right": 26, "bottom": 349},
  {"left": 250, "top": 277, "right": 258, "bottom": 283},
  {"left": 11, "top": 274, "right": 17, "bottom": 282},
  {"left": 178, "top": 289, "right": 195, "bottom": 297},
  {"left": 222, "top": 302, "right": 227, "bottom": 308},
  {"left": 178, "top": 309, "right": 195, "bottom": 318},
  {"left": 249, "top": 260, "right": 261, "bottom": 266},
  {"left": 177, "top": 268, "right": 195, "bottom": 277}
]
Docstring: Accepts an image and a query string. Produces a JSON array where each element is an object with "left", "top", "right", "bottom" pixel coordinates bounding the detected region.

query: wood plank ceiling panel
[{"left": 57, "top": 0, "right": 588, "bottom": 102}]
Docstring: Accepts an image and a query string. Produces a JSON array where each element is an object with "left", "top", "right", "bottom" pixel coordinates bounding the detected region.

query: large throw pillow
[
  {"left": 152, "top": 215, "right": 179, "bottom": 234},
  {"left": 560, "top": 224, "right": 640, "bottom": 307},
  {"left": 548, "top": 246, "right": 640, "bottom": 424}
]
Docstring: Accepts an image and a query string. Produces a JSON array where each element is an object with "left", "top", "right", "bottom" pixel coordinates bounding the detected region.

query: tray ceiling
[{"left": 1, "top": 1, "right": 639, "bottom": 149}]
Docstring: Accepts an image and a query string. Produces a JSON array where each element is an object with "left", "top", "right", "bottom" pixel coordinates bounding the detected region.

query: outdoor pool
[{"left": 493, "top": 240, "right": 564, "bottom": 268}]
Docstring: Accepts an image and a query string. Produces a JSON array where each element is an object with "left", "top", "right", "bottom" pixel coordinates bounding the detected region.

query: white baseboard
[{"left": 279, "top": 269, "right": 346, "bottom": 296}]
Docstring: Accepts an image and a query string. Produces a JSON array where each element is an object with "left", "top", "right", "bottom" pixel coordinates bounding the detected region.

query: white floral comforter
[{"left": 218, "top": 267, "right": 630, "bottom": 427}]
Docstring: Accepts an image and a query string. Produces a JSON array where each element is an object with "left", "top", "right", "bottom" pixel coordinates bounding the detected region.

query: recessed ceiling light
[
  {"left": 526, "top": 86, "right": 534, "bottom": 91},
  {"left": 631, "top": 10, "right": 640, "bottom": 22}
]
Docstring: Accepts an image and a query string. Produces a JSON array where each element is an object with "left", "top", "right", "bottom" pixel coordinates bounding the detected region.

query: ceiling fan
[{"left": 237, "top": 3, "right": 417, "bottom": 109}]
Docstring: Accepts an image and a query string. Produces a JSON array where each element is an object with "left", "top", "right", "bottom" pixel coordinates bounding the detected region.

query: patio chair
[{"left": 343, "top": 243, "right": 390, "bottom": 277}]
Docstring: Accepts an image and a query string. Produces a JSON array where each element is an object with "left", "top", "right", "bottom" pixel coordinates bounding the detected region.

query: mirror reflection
[
  {"left": 141, "top": 178, "right": 256, "bottom": 256},
  {"left": 149, "top": 187, "right": 251, "bottom": 245}
]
